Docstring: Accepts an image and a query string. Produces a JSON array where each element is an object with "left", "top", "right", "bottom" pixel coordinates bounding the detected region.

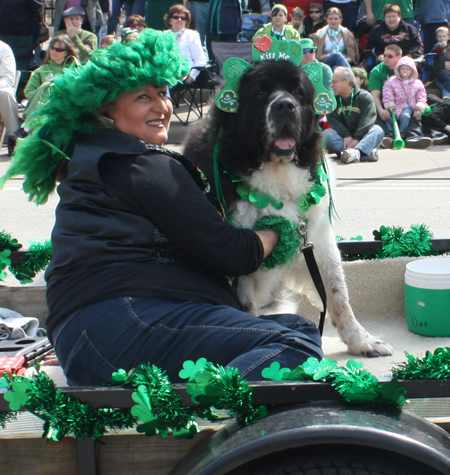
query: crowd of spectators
[{"left": 1, "top": 1, "right": 450, "bottom": 161}]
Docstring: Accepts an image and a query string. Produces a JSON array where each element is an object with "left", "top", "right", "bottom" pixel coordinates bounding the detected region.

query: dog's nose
[{"left": 273, "top": 97, "right": 296, "bottom": 113}]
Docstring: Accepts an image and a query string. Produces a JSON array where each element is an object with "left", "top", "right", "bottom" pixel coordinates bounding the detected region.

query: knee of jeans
[{"left": 63, "top": 331, "right": 119, "bottom": 386}]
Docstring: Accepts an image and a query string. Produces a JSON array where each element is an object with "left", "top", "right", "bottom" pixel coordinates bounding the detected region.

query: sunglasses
[
  {"left": 172, "top": 14, "right": 187, "bottom": 20},
  {"left": 309, "top": 10, "right": 321, "bottom": 14},
  {"left": 51, "top": 46, "right": 65, "bottom": 52},
  {"left": 384, "top": 54, "right": 396, "bottom": 59},
  {"left": 131, "top": 22, "right": 144, "bottom": 27},
  {"left": 303, "top": 49, "right": 315, "bottom": 54}
]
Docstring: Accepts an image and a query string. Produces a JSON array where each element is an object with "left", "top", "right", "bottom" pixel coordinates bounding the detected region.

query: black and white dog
[{"left": 183, "top": 60, "right": 392, "bottom": 357}]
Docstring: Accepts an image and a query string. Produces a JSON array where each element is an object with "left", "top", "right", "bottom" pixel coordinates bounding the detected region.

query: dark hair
[
  {"left": 325, "top": 7, "right": 342, "bottom": 19},
  {"left": 164, "top": 4, "right": 191, "bottom": 29},
  {"left": 124, "top": 14, "right": 147, "bottom": 28},
  {"left": 45, "top": 34, "right": 79, "bottom": 64},
  {"left": 383, "top": 4, "right": 402, "bottom": 17},
  {"left": 309, "top": 2, "right": 323, "bottom": 13}
]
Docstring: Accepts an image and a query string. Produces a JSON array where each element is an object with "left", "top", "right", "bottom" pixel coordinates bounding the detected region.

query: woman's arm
[
  {"left": 254, "top": 230, "right": 278, "bottom": 258},
  {"left": 186, "top": 30, "right": 207, "bottom": 81},
  {"left": 24, "top": 69, "right": 43, "bottom": 99}
]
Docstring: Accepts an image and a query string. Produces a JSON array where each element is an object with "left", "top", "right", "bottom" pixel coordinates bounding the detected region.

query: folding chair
[
  {"left": 211, "top": 41, "right": 253, "bottom": 83},
  {"left": 0, "top": 70, "right": 21, "bottom": 145},
  {"left": 171, "top": 64, "right": 219, "bottom": 126}
]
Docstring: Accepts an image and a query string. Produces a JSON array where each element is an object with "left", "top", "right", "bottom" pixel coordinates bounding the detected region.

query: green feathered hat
[{"left": 0, "top": 29, "right": 190, "bottom": 205}]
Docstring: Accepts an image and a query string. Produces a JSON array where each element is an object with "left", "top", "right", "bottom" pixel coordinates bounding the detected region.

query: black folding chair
[{"left": 171, "top": 64, "right": 219, "bottom": 125}]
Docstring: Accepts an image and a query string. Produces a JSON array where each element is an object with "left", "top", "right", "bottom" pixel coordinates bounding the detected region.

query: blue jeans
[
  {"left": 436, "top": 74, "right": 450, "bottom": 97},
  {"left": 188, "top": 1, "right": 210, "bottom": 46},
  {"left": 323, "top": 125, "right": 384, "bottom": 156},
  {"left": 387, "top": 106, "right": 413, "bottom": 135},
  {"left": 323, "top": 53, "right": 351, "bottom": 70},
  {"left": 53, "top": 297, "right": 323, "bottom": 386}
]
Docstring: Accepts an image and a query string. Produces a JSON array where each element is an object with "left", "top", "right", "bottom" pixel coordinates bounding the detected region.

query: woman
[
  {"left": 124, "top": 14, "right": 147, "bottom": 32},
  {"left": 367, "top": 4, "right": 423, "bottom": 61},
  {"left": 165, "top": 4, "right": 207, "bottom": 82},
  {"left": 352, "top": 66, "right": 368, "bottom": 90},
  {"left": 24, "top": 35, "right": 78, "bottom": 100},
  {"left": 253, "top": 4, "right": 301, "bottom": 41},
  {"left": 2, "top": 30, "right": 322, "bottom": 386},
  {"left": 311, "top": 7, "right": 358, "bottom": 69}
]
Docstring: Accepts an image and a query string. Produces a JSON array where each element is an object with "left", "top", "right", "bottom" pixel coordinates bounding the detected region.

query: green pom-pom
[{"left": 253, "top": 216, "right": 299, "bottom": 269}]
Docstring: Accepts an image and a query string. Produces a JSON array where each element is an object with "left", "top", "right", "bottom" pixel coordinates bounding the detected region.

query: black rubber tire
[{"left": 233, "top": 447, "right": 440, "bottom": 475}]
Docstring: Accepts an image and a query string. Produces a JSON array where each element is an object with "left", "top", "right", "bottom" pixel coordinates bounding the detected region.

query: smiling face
[
  {"left": 169, "top": 13, "right": 188, "bottom": 32},
  {"left": 108, "top": 85, "right": 172, "bottom": 145},
  {"left": 384, "top": 12, "right": 400, "bottom": 30},
  {"left": 326, "top": 13, "right": 342, "bottom": 30}
]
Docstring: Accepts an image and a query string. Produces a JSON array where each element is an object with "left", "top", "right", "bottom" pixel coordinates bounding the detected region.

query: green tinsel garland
[
  {"left": 0, "top": 230, "right": 52, "bottom": 283},
  {"left": 4, "top": 349, "right": 449, "bottom": 440},
  {"left": 253, "top": 216, "right": 300, "bottom": 269}
]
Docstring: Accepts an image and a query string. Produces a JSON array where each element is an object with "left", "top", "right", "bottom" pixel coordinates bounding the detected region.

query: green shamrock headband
[{"left": 215, "top": 35, "right": 336, "bottom": 115}]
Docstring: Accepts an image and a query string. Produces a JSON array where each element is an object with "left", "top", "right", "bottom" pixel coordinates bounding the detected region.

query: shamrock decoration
[
  {"left": 302, "top": 357, "right": 338, "bottom": 380},
  {"left": 179, "top": 358, "right": 209, "bottom": 381},
  {"left": 236, "top": 185, "right": 284, "bottom": 210},
  {"left": 0, "top": 249, "right": 11, "bottom": 280},
  {"left": 3, "top": 378, "right": 31, "bottom": 411},
  {"left": 0, "top": 375, "right": 10, "bottom": 389},
  {"left": 252, "top": 36, "right": 303, "bottom": 66},
  {"left": 215, "top": 58, "right": 251, "bottom": 113},
  {"left": 131, "top": 384, "right": 169, "bottom": 437},
  {"left": 261, "top": 362, "right": 291, "bottom": 381}
]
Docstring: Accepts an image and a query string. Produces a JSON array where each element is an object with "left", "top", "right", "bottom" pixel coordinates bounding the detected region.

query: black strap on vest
[{"left": 301, "top": 245, "right": 326, "bottom": 335}]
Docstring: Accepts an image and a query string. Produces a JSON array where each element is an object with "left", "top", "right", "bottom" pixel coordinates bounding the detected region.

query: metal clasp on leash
[{"left": 298, "top": 219, "right": 313, "bottom": 249}]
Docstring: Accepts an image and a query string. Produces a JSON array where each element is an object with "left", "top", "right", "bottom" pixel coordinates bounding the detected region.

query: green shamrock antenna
[{"left": 215, "top": 35, "right": 336, "bottom": 115}]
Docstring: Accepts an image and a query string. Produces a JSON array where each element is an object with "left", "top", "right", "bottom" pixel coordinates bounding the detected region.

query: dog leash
[{"left": 299, "top": 222, "right": 327, "bottom": 335}]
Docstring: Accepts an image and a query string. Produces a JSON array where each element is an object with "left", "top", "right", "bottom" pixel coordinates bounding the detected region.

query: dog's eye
[
  {"left": 294, "top": 88, "right": 304, "bottom": 98},
  {"left": 256, "top": 90, "right": 265, "bottom": 97}
]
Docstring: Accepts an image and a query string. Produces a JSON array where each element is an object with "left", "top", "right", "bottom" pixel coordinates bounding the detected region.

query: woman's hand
[{"left": 254, "top": 230, "right": 279, "bottom": 259}]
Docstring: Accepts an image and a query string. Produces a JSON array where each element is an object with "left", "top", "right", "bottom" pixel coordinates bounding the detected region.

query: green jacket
[
  {"left": 326, "top": 87, "right": 377, "bottom": 140},
  {"left": 24, "top": 60, "right": 70, "bottom": 99},
  {"left": 54, "top": 28, "right": 97, "bottom": 62},
  {"left": 253, "top": 23, "right": 301, "bottom": 42}
]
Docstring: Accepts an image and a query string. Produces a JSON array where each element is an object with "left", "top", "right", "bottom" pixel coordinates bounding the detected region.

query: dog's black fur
[{"left": 184, "top": 60, "right": 323, "bottom": 201}]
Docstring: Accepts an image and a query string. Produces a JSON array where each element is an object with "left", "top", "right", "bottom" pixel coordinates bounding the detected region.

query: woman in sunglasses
[
  {"left": 124, "top": 14, "right": 147, "bottom": 33},
  {"left": 164, "top": 4, "right": 207, "bottom": 84},
  {"left": 24, "top": 35, "right": 79, "bottom": 102}
]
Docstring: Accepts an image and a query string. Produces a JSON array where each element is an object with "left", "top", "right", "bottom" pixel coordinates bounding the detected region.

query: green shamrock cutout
[
  {"left": 253, "top": 36, "right": 303, "bottom": 66},
  {"left": 112, "top": 369, "right": 128, "bottom": 383},
  {"left": 131, "top": 385, "right": 168, "bottom": 437},
  {"left": 0, "top": 376, "right": 10, "bottom": 389},
  {"left": 215, "top": 58, "right": 251, "bottom": 113},
  {"left": 303, "top": 357, "right": 338, "bottom": 380},
  {"left": 301, "top": 62, "right": 336, "bottom": 115},
  {"left": 179, "top": 358, "right": 208, "bottom": 381},
  {"left": 380, "top": 379, "right": 407, "bottom": 407},
  {"left": 4, "top": 378, "right": 31, "bottom": 411},
  {"left": 236, "top": 185, "right": 284, "bottom": 210},
  {"left": 261, "top": 362, "right": 291, "bottom": 381}
]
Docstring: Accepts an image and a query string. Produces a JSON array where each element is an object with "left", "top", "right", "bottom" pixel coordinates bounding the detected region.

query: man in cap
[
  {"left": 300, "top": 38, "right": 332, "bottom": 89},
  {"left": 54, "top": 7, "right": 98, "bottom": 62}
]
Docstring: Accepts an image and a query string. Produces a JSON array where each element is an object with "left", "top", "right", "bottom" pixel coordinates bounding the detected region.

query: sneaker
[
  {"left": 430, "top": 131, "right": 448, "bottom": 145},
  {"left": 381, "top": 137, "right": 394, "bottom": 149},
  {"left": 363, "top": 148, "right": 379, "bottom": 162},
  {"left": 341, "top": 148, "right": 361, "bottom": 164},
  {"left": 405, "top": 136, "right": 432, "bottom": 149}
]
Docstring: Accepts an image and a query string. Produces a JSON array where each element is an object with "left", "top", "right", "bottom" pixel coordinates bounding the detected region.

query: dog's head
[{"left": 215, "top": 60, "right": 321, "bottom": 175}]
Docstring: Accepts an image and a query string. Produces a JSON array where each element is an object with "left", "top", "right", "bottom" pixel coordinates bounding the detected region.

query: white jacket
[{"left": 0, "top": 40, "right": 16, "bottom": 90}]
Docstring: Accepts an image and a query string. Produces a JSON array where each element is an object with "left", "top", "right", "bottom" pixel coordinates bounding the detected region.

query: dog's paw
[{"left": 347, "top": 335, "right": 393, "bottom": 358}]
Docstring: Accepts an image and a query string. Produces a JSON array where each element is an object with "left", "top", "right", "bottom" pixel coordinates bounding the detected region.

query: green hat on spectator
[
  {"left": 271, "top": 4, "right": 288, "bottom": 16},
  {"left": 300, "top": 38, "right": 317, "bottom": 50}
]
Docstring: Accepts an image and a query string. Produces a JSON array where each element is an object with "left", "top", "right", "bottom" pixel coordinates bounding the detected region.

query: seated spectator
[
  {"left": 100, "top": 35, "right": 119, "bottom": 48},
  {"left": 300, "top": 37, "right": 333, "bottom": 89},
  {"left": 311, "top": 7, "right": 359, "bottom": 70},
  {"left": 0, "top": 40, "right": 19, "bottom": 139},
  {"left": 430, "top": 27, "right": 450, "bottom": 101},
  {"left": 53, "top": 0, "right": 103, "bottom": 33},
  {"left": 365, "top": 0, "right": 414, "bottom": 27},
  {"left": 304, "top": 3, "right": 325, "bottom": 38},
  {"left": 422, "top": 96, "right": 450, "bottom": 143},
  {"left": 366, "top": 3, "right": 423, "bottom": 61},
  {"left": 324, "top": 66, "right": 383, "bottom": 164},
  {"left": 124, "top": 14, "right": 148, "bottom": 33},
  {"left": 24, "top": 35, "right": 78, "bottom": 100},
  {"left": 289, "top": 7, "right": 305, "bottom": 36},
  {"left": 165, "top": 4, "right": 207, "bottom": 84},
  {"left": 323, "top": 0, "right": 360, "bottom": 33},
  {"left": 381, "top": 56, "right": 431, "bottom": 149},
  {"left": 353, "top": 67, "right": 368, "bottom": 90},
  {"left": 54, "top": 7, "right": 98, "bottom": 63},
  {"left": 368, "top": 44, "right": 402, "bottom": 130},
  {"left": 253, "top": 4, "right": 301, "bottom": 41}
]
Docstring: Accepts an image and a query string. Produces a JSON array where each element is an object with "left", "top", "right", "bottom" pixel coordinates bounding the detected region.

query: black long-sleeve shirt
[{"left": 45, "top": 129, "right": 263, "bottom": 337}]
